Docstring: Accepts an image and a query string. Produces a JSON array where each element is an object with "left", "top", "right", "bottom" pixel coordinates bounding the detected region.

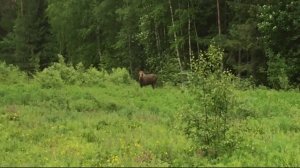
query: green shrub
[
  {"left": 181, "top": 44, "right": 237, "bottom": 158},
  {"left": 0, "top": 62, "right": 27, "bottom": 84},
  {"left": 54, "top": 64, "right": 78, "bottom": 85},
  {"left": 266, "top": 49, "right": 289, "bottom": 90},
  {"left": 71, "top": 98, "right": 99, "bottom": 112},
  {"left": 182, "top": 72, "right": 236, "bottom": 158},
  {"left": 34, "top": 55, "right": 77, "bottom": 88},
  {"left": 159, "top": 57, "right": 181, "bottom": 85},
  {"left": 51, "top": 55, "right": 78, "bottom": 85},
  {"left": 35, "top": 68, "right": 64, "bottom": 89},
  {"left": 108, "top": 67, "right": 132, "bottom": 85},
  {"left": 80, "top": 67, "right": 106, "bottom": 87},
  {"left": 190, "top": 44, "right": 223, "bottom": 77},
  {"left": 231, "top": 75, "right": 255, "bottom": 90},
  {"left": 33, "top": 54, "right": 133, "bottom": 87},
  {"left": 34, "top": 55, "right": 108, "bottom": 87}
]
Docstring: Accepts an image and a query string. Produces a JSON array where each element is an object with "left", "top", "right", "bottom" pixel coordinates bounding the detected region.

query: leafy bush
[
  {"left": 108, "top": 67, "right": 132, "bottom": 85},
  {"left": 80, "top": 67, "right": 106, "bottom": 87},
  {"left": 35, "top": 55, "right": 76, "bottom": 88},
  {"left": 231, "top": 75, "right": 255, "bottom": 90},
  {"left": 35, "top": 68, "right": 64, "bottom": 89},
  {"left": 159, "top": 57, "right": 181, "bottom": 85},
  {"left": 266, "top": 49, "right": 289, "bottom": 90},
  {"left": 34, "top": 55, "right": 109, "bottom": 87},
  {"left": 182, "top": 72, "right": 236, "bottom": 158},
  {"left": 34, "top": 54, "right": 132, "bottom": 87},
  {"left": 190, "top": 45, "right": 223, "bottom": 77},
  {"left": 53, "top": 56, "right": 78, "bottom": 85},
  {"left": 181, "top": 45, "right": 238, "bottom": 158},
  {"left": 0, "top": 62, "right": 28, "bottom": 84},
  {"left": 71, "top": 98, "right": 99, "bottom": 112}
]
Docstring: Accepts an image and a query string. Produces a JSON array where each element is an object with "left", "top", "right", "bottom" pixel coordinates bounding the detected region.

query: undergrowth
[{"left": 0, "top": 60, "right": 299, "bottom": 166}]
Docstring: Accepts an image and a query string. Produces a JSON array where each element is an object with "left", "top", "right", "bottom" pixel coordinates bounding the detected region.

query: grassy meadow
[{"left": 0, "top": 62, "right": 299, "bottom": 166}]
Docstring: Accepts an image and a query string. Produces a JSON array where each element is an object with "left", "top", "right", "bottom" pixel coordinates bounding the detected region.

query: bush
[
  {"left": 266, "top": 49, "right": 289, "bottom": 90},
  {"left": 0, "top": 62, "right": 28, "bottom": 84},
  {"left": 79, "top": 67, "right": 106, "bottom": 87},
  {"left": 34, "top": 55, "right": 133, "bottom": 88},
  {"left": 181, "top": 44, "right": 238, "bottom": 158},
  {"left": 159, "top": 57, "right": 181, "bottom": 85},
  {"left": 34, "top": 55, "right": 108, "bottom": 87},
  {"left": 230, "top": 75, "right": 255, "bottom": 90},
  {"left": 35, "top": 55, "right": 77, "bottom": 88},
  {"left": 35, "top": 68, "right": 64, "bottom": 89},
  {"left": 51, "top": 55, "right": 78, "bottom": 85},
  {"left": 53, "top": 64, "right": 78, "bottom": 85},
  {"left": 182, "top": 72, "right": 236, "bottom": 158},
  {"left": 108, "top": 67, "right": 132, "bottom": 85}
]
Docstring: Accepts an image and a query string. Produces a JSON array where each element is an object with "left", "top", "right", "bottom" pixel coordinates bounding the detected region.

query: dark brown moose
[{"left": 138, "top": 71, "right": 158, "bottom": 89}]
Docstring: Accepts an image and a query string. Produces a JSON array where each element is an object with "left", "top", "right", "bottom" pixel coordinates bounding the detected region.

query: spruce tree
[{"left": 14, "top": 0, "right": 50, "bottom": 73}]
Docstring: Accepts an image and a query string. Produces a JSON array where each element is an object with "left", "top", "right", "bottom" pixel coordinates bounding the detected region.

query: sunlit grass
[
  {"left": 0, "top": 81, "right": 299, "bottom": 166},
  {"left": 0, "top": 82, "right": 191, "bottom": 166}
]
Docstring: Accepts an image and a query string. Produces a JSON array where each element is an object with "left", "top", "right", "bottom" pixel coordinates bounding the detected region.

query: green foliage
[
  {"left": 34, "top": 68, "right": 64, "bottom": 89},
  {"left": 0, "top": 76, "right": 190, "bottom": 166},
  {"left": 0, "top": 33, "right": 16, "bottom": 64},
  {"left": 257, "top": 1, "right": 300, "bottom": 85},
  {"left": 0, "top": 73, "right": 300, "bottom": 166},
  {"left": 230, "top": 75, "right": 255, "bottom": 90},
  {"left": 0, "top": 61, "right": 27, "bottom": 84},
  {"left": 266, "top": 49, "right": 289, "bottom": 90},
  {"left": 1, "top": 0, "right": 300, "bottom": 165},
  {"left": 1, "top": 0, "right": 300, "bottom": 87},
  {"left": 182, "top": 72, "right": 236, "bottom": 158},
  {"left": 108, "top": 67, "right": 132, "bottom": 85},
  {"left": 81, "top": 67, "right": 107, "bottom": 86},
  {"left": 181, "top": 45, "right": 237, "bottom": 158},
  {"left": 34, "top": 55, "right": 133, "bottom": 88},
  {"left": 190, "top": 44, "right": 223, "bottom": 77},
  {"left": 159, "top": 57, "right": 182, "bottom": 85},
  {"left": 14, "top": 0, "right": 50, "bottom": 73},
  {"left": 47, "top": 0, "right": 99, "bottom": 67}
]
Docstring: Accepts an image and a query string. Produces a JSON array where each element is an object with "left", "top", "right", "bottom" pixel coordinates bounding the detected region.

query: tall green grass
[
  {"left": 0, "top": 82, "right": 191, "bottom": 166},
  {"left": 0, "top": 61, "right": 299, "bottom": 166}
]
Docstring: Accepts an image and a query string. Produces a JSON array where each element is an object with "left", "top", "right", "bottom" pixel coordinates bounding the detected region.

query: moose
[{"left": 138, "top": 70, "right": 158, "bottom": 89}]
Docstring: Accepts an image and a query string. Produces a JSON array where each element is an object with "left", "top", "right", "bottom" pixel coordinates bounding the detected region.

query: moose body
[{"left": 139, "top": 71, "right": 158, "bottom": 89}]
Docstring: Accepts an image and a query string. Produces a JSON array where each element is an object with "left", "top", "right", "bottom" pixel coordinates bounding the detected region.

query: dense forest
[
  {"left": 0, "top": 0, "right": 300, "bottom": 166},
  {"left": 0, "top": 0, "right": 299, "bottom": 88}
]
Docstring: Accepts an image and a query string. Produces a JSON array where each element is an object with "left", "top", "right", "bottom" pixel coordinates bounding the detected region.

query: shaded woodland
[{"left": 0, "top": 0, "right": 299, "bottom": 88}]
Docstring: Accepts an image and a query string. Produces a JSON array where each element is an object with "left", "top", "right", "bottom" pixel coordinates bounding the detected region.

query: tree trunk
[
  {"left": 190, "top": 0, "right": 200, "bottom": 56},
  {"left": 168, "top": 0, "right": 183, "bottom": 71},
  {"left": 238, "top": 48, "right": 241, "bottom": 77},
  {"left": 96, "top": 25, "right": 101, "bottom": 66},
  {"left": 128, "top": 34, "right": 133, "bottom": 76},
  {"left": 155, "top": 21, "right": 160, "bottom": 57},
  {"left": 194, "top": 22, "right": 200, "bottom": 56},
  {"left": 188, "top": 1, "right": 192, "bottom": 70},
  {"left": 217, "top": 0, "right": 221, "bottom": 36},
  {"left": 177, "top": 0, "right": 183, "bottom": 37},
  {"left": 20, "top": 0, "right": 23, "bottom": 16},
  {"left": 163, "top": 25, "right": 166, "bottom": 46}
]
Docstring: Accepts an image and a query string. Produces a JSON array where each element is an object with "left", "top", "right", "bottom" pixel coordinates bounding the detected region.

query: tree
[
  {"left": 223, "top": 0, "right": 267, "bottom": 85},
  {"left": 0, "top": 0, "right": 17, "bottom": 64},
  {"left": 47, "top": 0, "right": 99, "bottom": 67},
  {"left": 14, "top": 0, "right": 51, "bottom": 73},
  {"left": 257, "top": 0, "right": 300, "bottom": 87}
]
